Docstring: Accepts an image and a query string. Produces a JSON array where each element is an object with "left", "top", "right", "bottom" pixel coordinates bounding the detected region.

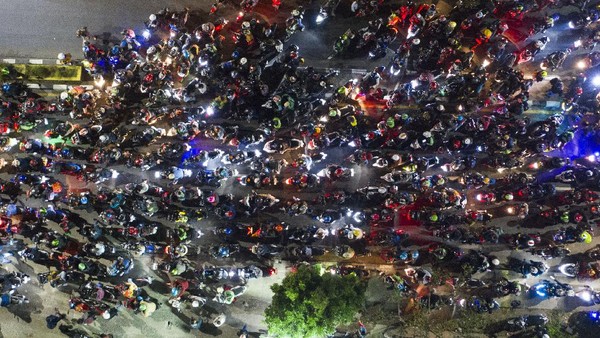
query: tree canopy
[{"left": 265, "top": 265, "right": 366, "bottom": 338}]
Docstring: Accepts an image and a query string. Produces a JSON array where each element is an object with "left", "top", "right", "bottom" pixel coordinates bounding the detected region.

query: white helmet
[
  {"left": 202, "top": 23, "right": 210, "bottom": 32},
  {"left": 491, "top": 258, "right": 500, "bottom": 266},
  {"left": 192, "top": 300, "right": 200, "bottom": 307},
  {"left": 413, "top": 39, "right": 420, "bottom": 45},
  {"left": 240, "top": 57, "right": 248, "bottom": 65},
  {"left": 57, "top": 53, "right": 66, "bottom": 60},
  {"left": 292, "top": 9, "right": 300, "bottom": 16},
  {"left": 149, "top": 14, "right": 157, "bottom": 21},
  {"left": 241, "top": 21, "right": 250, "bottom": 30}
]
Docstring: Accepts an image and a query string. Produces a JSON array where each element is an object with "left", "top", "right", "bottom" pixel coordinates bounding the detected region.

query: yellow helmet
[
  {"left": 448, "top": 21, "right": 457, "bottom": 28},
  {"left": 482, "top": 28, "right": 492, "bottom": 38}
]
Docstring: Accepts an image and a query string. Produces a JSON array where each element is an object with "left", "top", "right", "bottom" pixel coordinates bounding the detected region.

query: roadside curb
[
  {"left": 26, "top": 83, "right": 93, "bottom": 91},
  {"left": 2, "top": 57, "right": 61, "bottom": 65}
]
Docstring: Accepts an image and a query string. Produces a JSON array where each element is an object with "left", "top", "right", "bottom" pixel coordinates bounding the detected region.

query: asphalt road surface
[
  {"left": 0, "top": 0, "right": 600, "bottom": 337},
  {"left": 0, "top": 0, "right": 203, "bottom": 59}
]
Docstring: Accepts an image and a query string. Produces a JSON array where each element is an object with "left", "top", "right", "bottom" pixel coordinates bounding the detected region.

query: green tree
[{"left": 265, "top": 265, "right": 366, "bottom": 338}]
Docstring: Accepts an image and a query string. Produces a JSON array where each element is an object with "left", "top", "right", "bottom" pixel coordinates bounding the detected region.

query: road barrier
[{"left": 2, "top": 63, "right": 81, "bottom": 82}]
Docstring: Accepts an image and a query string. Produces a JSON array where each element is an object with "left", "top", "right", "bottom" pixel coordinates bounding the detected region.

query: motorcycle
[
  {"left": 528, "top": 246, "right": 570, "bottom": 260},
  {"left": 106, "top": 257, "right": 134, "bottom": 277},
  {"left": 284, "top": 172, "right": 319, "bottom": 189},
  {"left": 317, "top": 165, "right": 354, "bottom": 181},
  {"left": 467, "top": 296, "right": 499, "bottom": 314},
  {"left": 263, "top": 138, "right": 304, "bottom": 154},
  {"left": 575, "top": 288, "right": 600, "bottom": 304},
  {"left": 210, "top": 244, "right": 240, "bottom": 259},
  {"left": 540, "top": 49, "right": 571, "bottom": 71},
  {"left": 285, "top": 245, "right": 327, "bottom": 260},
  {"left": 213, "top": 285, "right": 247, "bottom": 304},
  {"left": 380, "top": 171, "right": 419, "bottom": 184},
  {"left": 493, "top": 279, "right": 521, "bottom": 297},
  {"left": 197, "top": 266, "right": 235, "bottom": 281},
  {"left": 122, "top": 241, "right": 164, "bottom": 257},
  {"left": 506, "top": 314, "right": 548, "bottom": 331},
  {"left": 251, "top": 244, "right": 283, "bottom": 258},
  {"left": 530, "top": 279, "right": 574, "bottom": 298},
  {"left": 553, "top": 226, "right": 593, "bottom": 244},
  {"left": 510, "top": 259, "right": 548, "bottom": 277}
]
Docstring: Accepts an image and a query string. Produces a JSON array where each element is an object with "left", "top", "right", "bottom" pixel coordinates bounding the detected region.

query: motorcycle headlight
[{"left": 579, "top": 290, "right": 593, "bottom": 302}]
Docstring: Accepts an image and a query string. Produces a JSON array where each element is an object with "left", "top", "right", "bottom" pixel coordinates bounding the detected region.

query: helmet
[
  {"left": 448, "top": 21, "right": 457, "bottom": 28},
  {"left": 530, "top": 266, "right": 538, "bottom": 274},
  {"left": 504, "top": 193, "right": 514, "bottom": 201},
  {"left": 51, "top": 239, "right": 60, "bottom": 247},
  {"left": 429, "top": 214, "right": 438, "bottom": 222},
  {"left": 239, "top": 57, "right": 247, "bottom": 65},
  {"left": 192, "top": 300, "right": 200, "bottom": 307},
  {"left": 202, "top": 23, "right": 210, "bottom": 32},
  {"left": 149, "top": 14, "right": 157, "bottom": 21},
  {"left": 241, "top": 21, "right": 250, "bottom": 30},
  {"left": 292, "top": 9, "right": 300, "bottom": 16},
  {"left": 78, "top": 263, "right": 87, "bottom": 271},
  {"left": 58, "top": 53, "right": 66, "bottom": 60},
  {"left": 412, "top": 39, "right": 420, "bottom": 45},
  {"left": 386, "top": 117, "right": 395, "bottom": 128}
]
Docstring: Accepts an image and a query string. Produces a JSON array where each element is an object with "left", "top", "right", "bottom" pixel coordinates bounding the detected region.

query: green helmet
[
  {"left": 78, "top": 263, "right": 87, "bottom": 271},
  {"left": 272, "top": 117, "right": 282, "bottom": 129},
  {"left": 386, "top": 117, "right": 395, "bottom": 128},
  {"left": 51, "top": 239, "right": 60, "bottom": 247}
]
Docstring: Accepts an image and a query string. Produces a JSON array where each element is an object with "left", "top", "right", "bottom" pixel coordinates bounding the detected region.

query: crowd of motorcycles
[{"left": 3, "top": 0, "right": 600, "bottom": 336}]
